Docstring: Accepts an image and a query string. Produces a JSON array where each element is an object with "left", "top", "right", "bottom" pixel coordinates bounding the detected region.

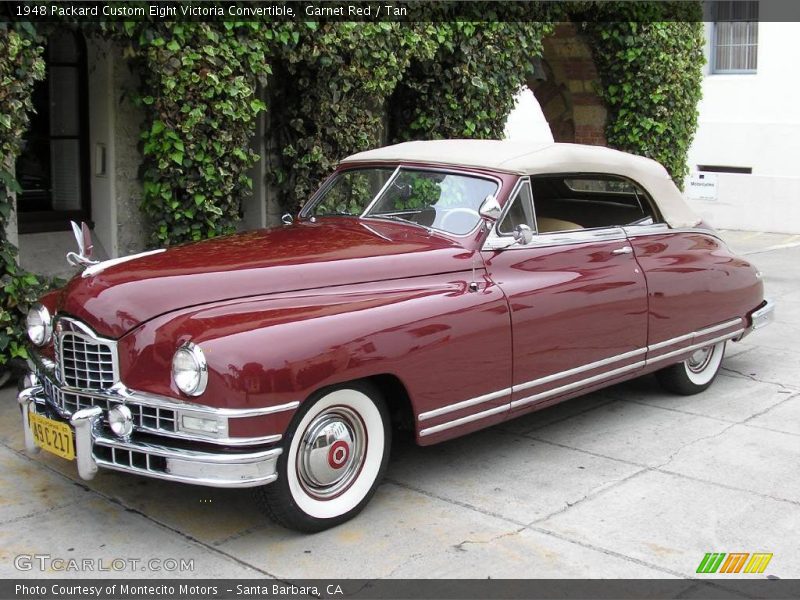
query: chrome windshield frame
[
  {"left": 302, "top": 164, "right": 504, "bottom": 239},
  {"left": 299, "top": 166, "right": 400, "bottom": 220}
]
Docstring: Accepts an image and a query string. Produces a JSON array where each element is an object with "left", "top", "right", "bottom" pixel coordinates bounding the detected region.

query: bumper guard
[{"left": 749, "top": 298, "right": 775, "bottom": 332}]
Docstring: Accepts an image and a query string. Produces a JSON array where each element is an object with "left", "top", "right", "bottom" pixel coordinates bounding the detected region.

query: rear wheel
[
  {"left": 655, "top": 341, "right": 726, "bottom": 395},
  {"left": 255, "top": 381, "right": 390, "bottom": 532}
]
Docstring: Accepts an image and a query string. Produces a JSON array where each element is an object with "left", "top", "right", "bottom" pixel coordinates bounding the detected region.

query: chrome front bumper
[{"left": 18, "top": 386, "right": 282, "bottom": 488}]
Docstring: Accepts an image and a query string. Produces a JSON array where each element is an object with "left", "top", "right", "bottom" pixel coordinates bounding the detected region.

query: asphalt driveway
[{"left": 1, "top": 231, "right": 798, "bottom": 581}]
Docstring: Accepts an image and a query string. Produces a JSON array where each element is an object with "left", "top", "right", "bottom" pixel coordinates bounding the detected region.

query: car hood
[{"left": 56, "top": 219, "right": 477, "bottom": 338}]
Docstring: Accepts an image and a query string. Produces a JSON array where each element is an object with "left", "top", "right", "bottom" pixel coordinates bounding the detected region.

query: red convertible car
[{"left": 19, "top": 140, "right": 773, "bottom": 532}]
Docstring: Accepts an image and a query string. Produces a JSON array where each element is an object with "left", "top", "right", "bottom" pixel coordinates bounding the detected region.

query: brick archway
[{"left": 527, "top": 23, "right": 607, "bottom": 146}]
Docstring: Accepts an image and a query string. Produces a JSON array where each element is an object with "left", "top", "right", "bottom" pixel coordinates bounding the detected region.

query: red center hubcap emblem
[{"left": 328, "top": 440, "right": 350, "bottom": 469}]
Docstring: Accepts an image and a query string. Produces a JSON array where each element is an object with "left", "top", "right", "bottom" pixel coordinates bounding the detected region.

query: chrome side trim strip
[
  {"left": 514, "top": 347, "right": 647, "bottom": 393},
  {"left": 645, "top": 329, "right": 744, "bottom": 366},
  {"left": 647, "top": 330, "right": 694, "bottom": 352},
  {"left": 622, "top": 224, "right": 727, "bottom": 245},
  {"left": 484, "top": 225, "right": 627, "bottom": 252},
  {"left": 679, "top": 317, "right": 744, "bottom": 339},
  {"left": 669, "top": 227, "right": 727, "bottom": 243},
  {"left": 524, "top": 227, "right": 627, "bottom": 249},
  {"left": 511, "top": 361, "right": 646, "bottom": 410},
  {"left": 419, "top": 404, "right": 508, "bottom": 437},
  {"left": 154, "top": 430, "right": 282, "bottom": 446},
  {"left": 418, "top": 387, "right": 512, "bottom": 422},
  {"left": 417, "top": 317, "right": 747, "bottom": 435},
  {"left": 125, "top": 391, "right": 302, "bottom": 419},
  {"left": 622, "top": 223, "right": 670, "bottom": 237},
  {"left": 648, "top": 318, "right": 743, "bottom": 352}
]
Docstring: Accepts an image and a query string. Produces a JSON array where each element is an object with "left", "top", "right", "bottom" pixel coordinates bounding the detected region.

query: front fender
[{"left": 117, "top": 273, "right": 512, "bottom": 429}]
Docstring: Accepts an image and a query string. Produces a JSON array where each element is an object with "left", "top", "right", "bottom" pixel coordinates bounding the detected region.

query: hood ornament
[{"left": 66, "top": 221, "right": 100, "bottom": 268}]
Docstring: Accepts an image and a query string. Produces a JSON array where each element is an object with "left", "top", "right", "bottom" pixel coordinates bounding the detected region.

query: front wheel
[
  {"left": 655, "top": 341, "right": 726, "bottom": 395},
  {"left": 254, "top": 381, "right": 391, "bottom": 532}
]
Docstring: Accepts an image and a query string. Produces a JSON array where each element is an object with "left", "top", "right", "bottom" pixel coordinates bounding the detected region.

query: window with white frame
[{"left": 712, "top": 1, "right": 759, "bottom": 73}]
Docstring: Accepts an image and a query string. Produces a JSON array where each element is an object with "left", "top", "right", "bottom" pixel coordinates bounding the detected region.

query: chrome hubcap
[
  {"left": 687, "top": 345, "right": 714, "bottom": 373},
  {"left": 297, "top": 407, "right": 366, "bottom": 499}
]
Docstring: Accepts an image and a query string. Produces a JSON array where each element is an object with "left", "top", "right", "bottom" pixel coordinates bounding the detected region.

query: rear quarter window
[{"left": 531, "top": 174, "right": 660, "bottom": 231}]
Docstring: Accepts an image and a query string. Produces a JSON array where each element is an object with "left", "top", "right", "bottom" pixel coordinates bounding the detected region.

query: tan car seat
[{"left": 537, "top": 217, "right": 584, "bottom": 233}]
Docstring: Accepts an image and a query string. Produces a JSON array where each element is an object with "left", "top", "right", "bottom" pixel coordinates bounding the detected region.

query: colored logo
[{"left": 696, "top": 552, "right": 773, "bottom": 574}]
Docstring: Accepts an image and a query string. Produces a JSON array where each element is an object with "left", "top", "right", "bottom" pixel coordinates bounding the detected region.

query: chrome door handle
[{"left": 611, "top": 246, "right": 633, "bottom": 255}]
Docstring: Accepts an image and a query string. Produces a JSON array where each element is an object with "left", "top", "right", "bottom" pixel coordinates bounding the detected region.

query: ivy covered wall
[
  {"left": 106, "top": 21, "right": 275, "bottom": 245},
  {"left": 267, "top": 23, "right": 441, "bottom": 213},
  {"left": 389, "top": 22, "right": 552, "bottom": 142},
  {"left": 109, "top": 20, "right": 559, "bottom": 239},
  {"left": 0, "top": 23, "right": 51, "bottom": 376},
  {"left": 583, "top": 8, "right": 705, "bottom": 183},
  {"left": 76, "top": 16, "right": 703, "bottom": 242}
]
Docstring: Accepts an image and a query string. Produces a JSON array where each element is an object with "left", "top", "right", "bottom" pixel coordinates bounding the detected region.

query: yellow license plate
[{"left": 29, "top": 412, "right": 75, "bottom": 461}]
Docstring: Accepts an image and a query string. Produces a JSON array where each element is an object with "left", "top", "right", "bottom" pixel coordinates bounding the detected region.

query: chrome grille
[
  {"left": 138, "top": 405, "right": 177, "bottom": 432},
  {"left": 39, "top": 370, "right": 177, "bottom": 433},
  {"left": 94, "top": 444, "right": 168, "bottom": 473},
  {"left": 60, "top": 332, "right": 116, "bottom": 389}
]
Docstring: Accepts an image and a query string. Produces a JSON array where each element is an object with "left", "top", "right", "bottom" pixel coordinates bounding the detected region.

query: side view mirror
[
  {"left": 478, "top": 195, "right": 502, "bottom": 221},
  {"left": 66, "top": 221, "right": 99, "bottom": 267},
  {"left": 513, "top": 224, "right": 534, "bottom": 246},
  {"left": 281, "top": 213, "right": 294, "bottom": 226}
]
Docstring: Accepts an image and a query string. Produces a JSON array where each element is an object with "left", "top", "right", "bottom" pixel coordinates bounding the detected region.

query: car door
[{"left": 481, "top": 176, "right": 649, "bottom": 413}]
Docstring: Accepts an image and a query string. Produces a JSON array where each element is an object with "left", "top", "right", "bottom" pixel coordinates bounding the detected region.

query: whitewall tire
[
  {"left": 255, "top": 381, "right": 391, "bottom": 532},
  {"left": 655, "top": 341, "right": 726, "bottom": 395}
]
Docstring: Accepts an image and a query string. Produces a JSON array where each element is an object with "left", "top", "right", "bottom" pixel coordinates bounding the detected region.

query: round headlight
[
  {"left": 108, "top": 405, "right": 133, "bottom": 439},
  {"left": 26, "top": 304, "right": 52, "bottom": 346},
  {"left": 171, "top": 342, "right": 208, "bottom": 397}
]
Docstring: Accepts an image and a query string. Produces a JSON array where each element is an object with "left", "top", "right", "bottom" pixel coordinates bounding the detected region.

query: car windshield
[{"left": 306, "top": 167, "right": 499, "bottom": 236}]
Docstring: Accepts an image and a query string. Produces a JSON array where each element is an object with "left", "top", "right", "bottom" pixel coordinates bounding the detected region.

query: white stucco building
[{"left": 684, "top": 10, "right": 800, "bottom": 234}]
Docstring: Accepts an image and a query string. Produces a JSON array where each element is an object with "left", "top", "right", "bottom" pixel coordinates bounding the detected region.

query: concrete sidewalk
[{"left": 1, "top": 232, "right": 798, "bottom": 581}]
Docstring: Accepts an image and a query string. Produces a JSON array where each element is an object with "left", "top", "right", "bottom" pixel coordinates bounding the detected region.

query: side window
[
  {"left": 497, "top": 180, "right": 535, "bottom": 235},
  {"left": 530, "top": 174, "right": 658, "bottom": 233}
]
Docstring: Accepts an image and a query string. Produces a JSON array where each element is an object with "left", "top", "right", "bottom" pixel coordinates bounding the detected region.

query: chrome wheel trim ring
[
  {"left": 686, "top": 345, "right": 715, "bottom": 373},
  {"left": 296, "top": 406, "right": 367, "bottom": 500}
]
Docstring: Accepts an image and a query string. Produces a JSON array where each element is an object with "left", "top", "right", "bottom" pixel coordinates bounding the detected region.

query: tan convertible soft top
[{"left": 342, "top": 140, "right": 701, "bottom": 228}]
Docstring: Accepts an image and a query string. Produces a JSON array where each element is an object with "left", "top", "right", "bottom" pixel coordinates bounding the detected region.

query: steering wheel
[{"left": 438, "top": 207, "right": 481, "bottom": 234}]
